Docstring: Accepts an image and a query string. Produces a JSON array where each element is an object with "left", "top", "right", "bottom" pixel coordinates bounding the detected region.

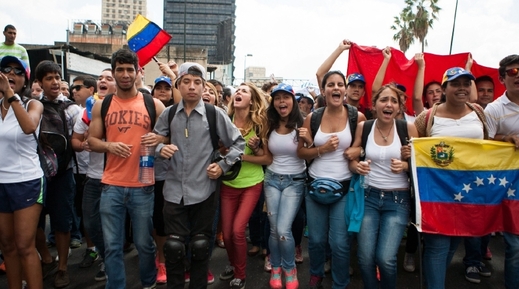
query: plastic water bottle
[
  {"left": 362, "top": 173, "right": 370, "bottom": 189},
  {"left": 139, "top": 144, "right": 155, "bottom": 184}
]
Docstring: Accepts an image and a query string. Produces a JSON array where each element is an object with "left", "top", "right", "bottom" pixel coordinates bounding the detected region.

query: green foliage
[{"left": 391, "top": 0, "right": 441, "bottom": 52}]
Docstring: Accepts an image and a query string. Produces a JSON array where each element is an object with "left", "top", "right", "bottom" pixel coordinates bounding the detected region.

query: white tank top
[
  {"left": 365, "top": 120, "right": 408, "bottom": 189},
  {"left": 431, "top": 111, "right": 484, "bottom": 139},
  {"left": 309, "top": 121, "right": 352, "bottom": 181},
  {"left": 267, "top": 129, "right": 306, "bottom": 175},
  {"left": 0, "top": 99, "right": 43, "bottom": 183}
]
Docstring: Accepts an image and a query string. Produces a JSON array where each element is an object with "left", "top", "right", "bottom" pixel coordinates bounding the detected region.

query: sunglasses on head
[
  {"left": 0, "top": 66, "right": 24, "bottom": 76},
  {"left": 505, "top": 68, "right": 519, "bottom": 77}
]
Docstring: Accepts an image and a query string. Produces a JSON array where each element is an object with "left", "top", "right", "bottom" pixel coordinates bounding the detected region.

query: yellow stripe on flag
[
  {"left": 127, "top": 14, "right": 150, "bottom": 41},
  {"left": 412, "top": 137, "right": 519, "bottom": 171}
]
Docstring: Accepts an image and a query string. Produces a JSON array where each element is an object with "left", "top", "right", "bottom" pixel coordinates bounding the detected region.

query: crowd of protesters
[{"left": 1, "top": 25, "right": 519, "bottom": 289}]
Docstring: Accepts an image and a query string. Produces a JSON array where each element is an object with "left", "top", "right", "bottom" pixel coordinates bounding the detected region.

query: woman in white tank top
[
  {"left": 264, "top": 83, "right": 306, "bottom": 289},
  {"left": 0, "top": 56, "right": 44, "bottom": 289},
  {"left": 413, "top": 67, "right": 488, "bottom": 289},
  {"left": 350, "top": 84, "right": 418, "bottom": 289},
  {"left": 297, "top": 71, "right": 366, "bottom": 289}
]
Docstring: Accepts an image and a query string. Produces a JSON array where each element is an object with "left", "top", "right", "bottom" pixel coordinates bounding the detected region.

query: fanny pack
[{"left": 307, "top": 177, "right": 349, "bottom": 205}]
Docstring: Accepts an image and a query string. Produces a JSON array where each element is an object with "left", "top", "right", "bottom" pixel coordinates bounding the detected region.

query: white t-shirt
[
  {"left": 267, "top": 129, "right": 306, "bottom": 175},
  {"left": 484, "top": 92, "right": 519, "bottom": 138},
  {"left": 74, "top": 109, "right": 103, "bottom": 179}
]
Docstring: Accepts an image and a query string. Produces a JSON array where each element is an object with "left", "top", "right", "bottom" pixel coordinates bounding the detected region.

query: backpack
[
  {"left": 39, "top": 98, "right": 77, "bottom": 176},
  {"left": 167, "top": 103, "right": 240, "bottom": 180},
  {"left": 100, "top": 92, "right": 156, "bottom": 135},
  {"left": 310, "top": 104, "right": 359, "bottom": 146}
]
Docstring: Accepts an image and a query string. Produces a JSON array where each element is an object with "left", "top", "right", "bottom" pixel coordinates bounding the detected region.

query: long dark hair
[{"left": 266, "top": 93, "right": 304, "bottom": 141}]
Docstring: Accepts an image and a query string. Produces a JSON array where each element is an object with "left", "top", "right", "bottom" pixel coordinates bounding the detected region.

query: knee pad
[
  {"left": 164, "top": 236, "right": 185, "bottom": 263},
  {"left": 190, "top": 234, "right": 210, "bottom": 261}
]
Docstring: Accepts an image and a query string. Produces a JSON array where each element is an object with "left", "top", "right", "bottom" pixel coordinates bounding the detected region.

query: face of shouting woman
[{"left": 323, "top": 73, "right": 346, "bottom": 107}]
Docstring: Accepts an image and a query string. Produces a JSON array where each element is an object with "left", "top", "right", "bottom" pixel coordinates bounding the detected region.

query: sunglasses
[
  {"left": 505, "top": 68, "right": 519, "bottom": 77},
  {"left": 0, "top": 66, "right": 24, "bottom": 76},
  {"left": 71, "top": 84, "right": 86, "bottom": 91}
]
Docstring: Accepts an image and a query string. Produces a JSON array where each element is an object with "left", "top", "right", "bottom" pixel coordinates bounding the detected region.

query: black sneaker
[
  {"left": 41, "top": 259, "right": 57, "bottom": 279},
  {"left": 230, "top": 278, "right": 245, "bottom": 289},
  {"left": 477, "top": 264, "right": 492, "bottom": 277},
  {"left": 95, "top": 262, "right": 106, "bottom": 281},
  {"left": 465, "top": 266, "right": 481, "bottom": 284},
  {"left": 80, "top": 249, "right": 99, "bottom": 268},
  {"left": 219, "top": 265, "right": 234, "bottom": 280}
]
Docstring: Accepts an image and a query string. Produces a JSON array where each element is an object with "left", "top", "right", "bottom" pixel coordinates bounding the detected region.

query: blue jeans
[
  {"left": 306, "top": 188, "right": 350, "bottom": 289},
  {"left": 423, "top": 233, "right": 461, "bottom": 289},
  {"left": 100, "top": 185, "right": 156, "bottom": 289},
  {"left": 82, "top": 178, "right": 105, "bottom": 258},
  {"left": 264, "top": 170, "right": 306, "bottom": 270},
  {"left": 504, "top": 232, "right": 519, "bottom": 289},
  {"left": 357, "top": 186, "right": 410, "bottom": 289},
  {"left": 463, "top": 235, "right": 490, "bottom": 267}
]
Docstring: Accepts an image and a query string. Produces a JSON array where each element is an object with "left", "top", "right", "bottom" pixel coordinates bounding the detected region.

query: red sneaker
[
  {"left": 157, "top": 263, "right": 167, "bottom": 284},
  {"left": 184, "top": 271, "right": 190, "bottom": 283},
  {"left": 484, "top": 247, "right": 492, "bottom": 260},
  {"left": 207, "top": 270, "right": 215, "bottom": 285},
  {"left": 269, "top": 267, "right": 282, "bottom": 289}
]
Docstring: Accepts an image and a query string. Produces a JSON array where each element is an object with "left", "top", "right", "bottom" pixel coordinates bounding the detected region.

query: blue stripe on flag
[
  {"left": 127, "top": 22, "right": 161, "bottom": 53},
  {"left": 416, "top": 167, "right": 519, "bottom": 204}
]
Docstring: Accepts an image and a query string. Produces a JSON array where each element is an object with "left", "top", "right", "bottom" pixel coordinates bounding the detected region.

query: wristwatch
[
  {"left": 7, "top": 94, "right": 21, "bottom": 103},
  {"left": 360, "top": 147, "right": 366, "bottom": 158}
]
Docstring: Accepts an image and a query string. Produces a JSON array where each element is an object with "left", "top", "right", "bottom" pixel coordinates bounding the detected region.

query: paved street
[{"left": 0, "top": 231, "right": 507, "bottom": 289}]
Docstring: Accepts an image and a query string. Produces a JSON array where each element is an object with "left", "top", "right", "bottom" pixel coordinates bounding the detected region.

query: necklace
[{"left": 376, "top": 120, "right": 394, "bottom": 142}]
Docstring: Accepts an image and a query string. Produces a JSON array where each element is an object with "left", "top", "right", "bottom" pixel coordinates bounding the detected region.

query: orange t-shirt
[{"left": 101, "top": 93, "right": 154, "bottom": 187}]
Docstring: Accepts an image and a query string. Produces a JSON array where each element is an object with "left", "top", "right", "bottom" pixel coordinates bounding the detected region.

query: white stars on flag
[
  {"left": 474, "top": 177, "right": 484, "bottom": 186},
  {"left": 454, "top": 192, "right": 464, "bottom": 201},
  {"left": 500, "top": 177, "right": 509, "bottom": 187},
  {"left": 453, "top": 174, "right": 517, "bottom": 202}
]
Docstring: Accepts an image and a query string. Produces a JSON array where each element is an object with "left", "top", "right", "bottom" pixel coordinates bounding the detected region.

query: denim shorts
[{"left": 0, "top": 177, "right": 45, "bottom": 212}]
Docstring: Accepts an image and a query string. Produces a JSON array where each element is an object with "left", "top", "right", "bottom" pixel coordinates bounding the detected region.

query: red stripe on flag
[
  {"left": 420, "top": 202, "right": 503, "bottom": 236},
  {"left": 502, "top": 200, "right": 519, "bottom": 235},
  {"left": 135, "top": 30, "right": 172, "bottom": 67}
]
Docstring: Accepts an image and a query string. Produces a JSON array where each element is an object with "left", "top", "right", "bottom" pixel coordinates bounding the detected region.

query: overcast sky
[{"left": 3, "top": 0, "right": 518, "bottom": 85}]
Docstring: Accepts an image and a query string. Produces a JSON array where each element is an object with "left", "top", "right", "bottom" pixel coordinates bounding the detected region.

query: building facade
[
  {"left": 102, "top": 0, "right": 147, "bottom": 24},
  {"left": 163, "top": 0, "right": 236, "bottom": 82}
]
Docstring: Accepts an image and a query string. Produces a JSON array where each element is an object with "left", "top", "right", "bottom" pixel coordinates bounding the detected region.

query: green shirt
[
  {"left": 0, "top": 43, "right": 30, "bottom": 65},
  {"left": 222, "top": 129, "right": 264, "bottom": 189}
]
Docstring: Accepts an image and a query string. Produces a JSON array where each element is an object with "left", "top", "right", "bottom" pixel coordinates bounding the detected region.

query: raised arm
[
  {"left": 464, "top": 54, "right": 478, "bottom": 103},
  {"left": 413, "top": 53, "right": 426, "bottom": 115},
  {"left": 316, "top": 39, "right": 352, "bottom": 90},
  {"left": 372, "top": 47, "right": 391, "bottom": 96}
]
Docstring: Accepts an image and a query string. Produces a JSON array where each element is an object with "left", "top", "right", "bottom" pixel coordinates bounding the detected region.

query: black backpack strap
[
  {"left": 346, "top": 104, "right": 358, "bottom": 146},
  {"left": 142, "top": 92, "right": 156, "bottom": 130},
  {"left": 310, "top": 107, "right": 325, "bottom": 139},
  {"left": 205, "top": 103, "right": 219, "bottom": 151},
  {"left": 100, "top": 94, "right": 114, "bottom": 137},
  {"left": 167, "top": 103, "right": 179, "bottom": 137},
  {"left": 360, "top": 120, "right": 375, "bottom": 161},
  {"left": 395, "top": 119, "right": 409, "bottom": 146}
]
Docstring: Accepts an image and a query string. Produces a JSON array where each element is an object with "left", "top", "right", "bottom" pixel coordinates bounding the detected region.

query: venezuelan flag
[
  {"left": 127, "top": 14, "right": 172, "bottom": 67},
  {"left": 411, "top": 137, "right": 519, "bottom": 236}
]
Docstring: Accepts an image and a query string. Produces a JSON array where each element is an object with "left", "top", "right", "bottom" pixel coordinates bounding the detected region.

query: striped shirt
[{"left": 0, "top": 43, "right": 30, "bottom": 65}]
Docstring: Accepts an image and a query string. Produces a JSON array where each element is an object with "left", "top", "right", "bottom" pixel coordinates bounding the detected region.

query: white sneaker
[
  {"left": 324, "top": 259, "right": 331, "bottom": 273},
  {"left": 403, "top": 252, "right": 416, "bottom": 272}
]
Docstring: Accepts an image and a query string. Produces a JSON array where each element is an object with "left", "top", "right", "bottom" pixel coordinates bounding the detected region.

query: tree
[
  {"left": 391, "top": 10, "right": 415, "bottom": 53},
  {"left": 391, "top": 0, "right": 441, "bottom": 53}
]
